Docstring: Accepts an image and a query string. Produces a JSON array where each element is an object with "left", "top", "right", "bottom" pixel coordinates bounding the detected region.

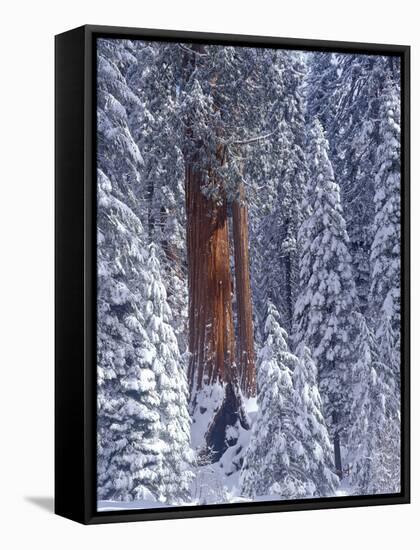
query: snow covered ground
[
  {"left": 98, "top": 500, "right": 173, "bottom": 511},
  {"left": 98, "top": 483, "right": 352, "bottom": 512},
  {"left": 97, "top": 399, "right": 352, "bottom": 512}
]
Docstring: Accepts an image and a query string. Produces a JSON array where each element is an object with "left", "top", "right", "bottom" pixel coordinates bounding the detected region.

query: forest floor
[
  {"left": 97, "top": 400, "right": 353, "bottom": 511},
  {"left": 97, "top": 396, "right": 354, "bottom": 511},
  {"left": 98, "top": 478, "right": 352, "bottom": 511}
]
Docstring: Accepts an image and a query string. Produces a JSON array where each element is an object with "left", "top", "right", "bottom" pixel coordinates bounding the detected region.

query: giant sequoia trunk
[
  {"left": 183, "top": 46, "right": 249, "bottom": 461},
  {"left": 186, "top": 164, "right": 249, "bottom": 460},
  {"left": 186, "top": 163, "right": 236, "bottom": 392},
  {"left": 232, "top": 182, "right": 256, "bottom": 397}
]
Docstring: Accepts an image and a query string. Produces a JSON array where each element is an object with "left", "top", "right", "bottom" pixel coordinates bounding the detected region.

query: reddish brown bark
[
  {"left": 232, "top": 182, "right": 256, "bottom": 397},
  {"left": 185, "top": 162, "right": 250, "bottom": 460},
  {"left": 183, "top": 47, "right": 249, "bottom": 460},
  {"left": 186, "top": 163, "right": 236, "bottom": 395}
]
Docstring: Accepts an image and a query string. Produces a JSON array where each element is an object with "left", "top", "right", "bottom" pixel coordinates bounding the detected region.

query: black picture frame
[{"left": 55, "top": 24, "right": 410, "bottom": 525}]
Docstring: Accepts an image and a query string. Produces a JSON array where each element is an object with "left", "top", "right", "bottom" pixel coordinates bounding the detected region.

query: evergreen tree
[
  {"left": 180, "top": 44, "right": 245, "bottom": 458},
  {"left": 347, "top": 314, "right": 400, "bottom": 494},
  {"left": 370, "top": 75, "right": 401, "bottom": 355},
  {"left": 128, "top": 42, "right": 189, "bottom": 355},
  {"left": 97, "top": 193, "right": 193, "bottom": 503},
  {"left": 365, "top": 77, "right": 401, "bottom": 492},
  {"left": 96, "top": 38, "right": 161, "bottom": 502},
  {"left": 241, "top": 302, "right": 308, "bottom": 499},
  {"left": 328, "top": 55, "right": 389, "bottom": 314},
  {"left": 94, "top": 40, "right": 403, "bottom": 505},
  {"left": 307, "top": 53, "right": 400, "bottom": 313},
  {"left": 241, "top": 302, "right": 337, "bottom": 499},
  {"left": 294, "top": 344, "right": 339, "bottom": 495},
  {"left": 97, "top": 169, "right": 163, "bottom": 502},
  {"left": 143, "top": 244, "right": 194, "bottom": 502},
  {"left": 97, "top": 39, "right": 193, "bottom": 505},
  {"left": 180, "top": 43, "right": 269, "bottom": 456},
  {"left": 293, "top": 118, "right": 359, "bottom": 472},
  {"left": 306, "top": 52, "right": 340, "bottom": 139},
  {"left": 248, "top": 51, "right": 308, "bottom": 336},
  {"left": 97, "top": 39, "right": 144, "bottom": 214}
]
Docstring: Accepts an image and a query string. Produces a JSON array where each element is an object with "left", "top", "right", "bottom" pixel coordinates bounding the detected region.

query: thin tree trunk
[
  {"left": 284, "top": 249, "right": 293, "bottom": 335},
  {"left": 334, "top": 433, "right": 343, "bottom": 479},
  {"left": 232, "top": 182, "right": 256, "bottom": 397},
  {"left": 146, "top": 179, "right": 155, "bottom": 240},
  {"left": 332, "top": 409, "right": 343, "bottom": 479}
]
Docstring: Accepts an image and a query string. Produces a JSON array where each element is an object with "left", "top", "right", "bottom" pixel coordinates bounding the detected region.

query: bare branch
[
  {"left": 178, "top": 44, "right": 208, "bottom": 57},
  {"left": 232, "top": 128, "right": 278, "bottom": 146}
]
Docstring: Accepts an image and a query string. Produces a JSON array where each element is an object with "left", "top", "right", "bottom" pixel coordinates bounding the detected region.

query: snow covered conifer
[
  {"left": 97, "top": 210, "right": 194, "bottom": 504},
  {"left": 143, "top": 243, "right": 194, "bottom": 503},
  {"left": 346, "top": 313, "right": 374, "bottom": 493},
  {"left": 364, "top": 79, "right": 401, "bottom": 490},
  {"left": 248, "top": 50, "right": 308, "bottom": 335},
  {"left": 293, "top": 118, "right": 359, "bottom": 472},
  {"left": 347, "top": 313, "right": 400, "bottom": 494},
  {"left": 97, "top": 40, "right": 193, "bottom": 505},
  {"left": 96, "top": 39, "right": 144, "bottom": 213},
  {"left": 306, "top": 52, "right": 340, "bottom": 141},
  {"left": 241, "top": 302, "right": 320, "bottom": 499},
  {"left": 128, "top": 42, "right": 189, "bottom": 355},
  {"left": 370, "top": 75, "right": 401, "bottom": 360},
  {"left": 96, "top": 38, "right": 166, "bottom": 503},
  {"left": 97, "top": 169, "right": 164, "bottom": 503},
  {"left": 293, "top": 344, "right": 339, "bottom": 496},
  {"left": 307, "top": 54, "right": 399, "bottom": 313}
]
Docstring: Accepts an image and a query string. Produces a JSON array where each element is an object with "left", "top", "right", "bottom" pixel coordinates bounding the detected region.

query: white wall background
[{"left": 0, "top": 0, "right": 416, "bottom": 547}]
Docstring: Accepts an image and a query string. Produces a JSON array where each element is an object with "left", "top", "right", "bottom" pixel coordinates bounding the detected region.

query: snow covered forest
[{"left": 96, "top": 38, "right": 401, "bottom": 510}]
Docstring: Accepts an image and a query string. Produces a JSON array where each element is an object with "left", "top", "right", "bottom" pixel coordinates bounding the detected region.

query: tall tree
[
  {"left": 247, "top": 50, "right": 308, "bottom": 336},
  {"left": 143, "top": 244, "right": 194, "bottom": 502},
  {"left": 293, "top": 118, "right": 359, "bottom": 475},
  {"left": 307, "top": 53, "right": 400, "bottom": 313},
  {"left": 369, "top": 75, "right": 401, "bottom": 358},
  {"left": 97, "top": 39, "right": 193, "bottom": 504},
  {"left": 128, "top": 42, "right": 189, "bottom": 355},
  {"left": 347, "top": 314, "right": 400, "bottom": 494},
  {"left": 96, "top": 38, "right": 158, "bottom": 502},
  {"left": 185, "top": 154, "right": 247, "bottom": 458},
  {"left": 97, "top": 170, "right": 162, "bottom": 503},
  {"left": 350, "top": 75, "right": 403, "bottom": 494},
  {"left": 180, "top": 45, "right": 249, "bottom": 459}
]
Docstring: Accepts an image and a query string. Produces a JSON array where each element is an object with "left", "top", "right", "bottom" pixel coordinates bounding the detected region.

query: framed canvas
[{"left": 55, "top": 25, "right": 410, "bottom": 525}]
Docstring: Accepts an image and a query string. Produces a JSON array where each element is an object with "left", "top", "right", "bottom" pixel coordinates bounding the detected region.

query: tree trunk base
[{"left": 205, "top": 382, "right": 250, "bottom": 462}]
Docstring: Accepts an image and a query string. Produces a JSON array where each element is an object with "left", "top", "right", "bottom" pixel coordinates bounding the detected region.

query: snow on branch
[
  {"left": 178, "top": 44, "right": 209, "bottom": 57},
  {"left": 231, "top": 128, "right": 278, "bottom": 146}
]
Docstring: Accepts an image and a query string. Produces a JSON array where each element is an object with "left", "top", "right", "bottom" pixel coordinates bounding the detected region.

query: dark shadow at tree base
[{"left": 206, "top": 382, "right": 250, "bottom": 462}]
